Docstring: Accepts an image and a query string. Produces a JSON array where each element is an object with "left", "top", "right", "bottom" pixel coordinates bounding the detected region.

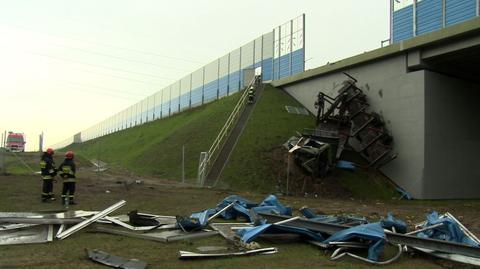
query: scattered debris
[
  {"left": 94, "top": 226, "right": 219, "bottom": 243},
  {"left": 285, "top": 75, "right": 397, "bottom": 180},
  {"left": 1, "top": 194, "right": 478, "bottom": 266},
  {"left": 178, "top": 247, "right": 278, "bottom": 260},
  {"left": 196, "top": 246, "right": 229, "bottom": 252},
  {"left": 259, "top": 212, "right": 480, "bottom": 264},
  {"left": 0, "top": 224, "right": 53, "bottom": 245},
  {"left": 313, "top": 76, "right": 397, "bottom": 168},
  {"left": 91, "top": 159, "right": 108, "bottom": 172},
  {"left": 57, "top": 200, "right": 126, "bottom": 240},
  {"left": 87, "top": 249, "right": 147, "bottom": 269}
]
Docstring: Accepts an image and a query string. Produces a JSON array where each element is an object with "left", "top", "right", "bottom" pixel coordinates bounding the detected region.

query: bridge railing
[{"left": 197, "top": 77, "right": 257, "bottom": 186}]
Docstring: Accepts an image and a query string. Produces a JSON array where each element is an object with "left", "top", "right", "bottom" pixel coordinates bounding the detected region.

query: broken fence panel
[
  {"left": 179, "top": 247, "right": 278, "bottom": 259},
  {"left": 93, "top": 226, "right": 219, "bottom": 242},
  {"left": 56, "top": 200, "right": 126, "bottom": 240},
  {"left": 87, "top": 249, "right": 147, "bottom": 269},
  {"left": 0, "top": 225, "right": 53, "bottom": 245}
]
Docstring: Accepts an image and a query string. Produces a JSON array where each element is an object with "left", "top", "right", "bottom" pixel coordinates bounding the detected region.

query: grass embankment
[
  {"left": 65, "top": 85, "right": 396, "bottom": 199},
  {"left": 67, "top": 94, "right": 241, "bottom": 182},
  {"left": 219, "top": 85, "right": 315, "bottom": 192}
]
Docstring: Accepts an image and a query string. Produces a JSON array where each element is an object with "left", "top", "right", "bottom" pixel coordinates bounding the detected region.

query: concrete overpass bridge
[{"left": 272, "top": 18, "right": 480, "bottom": 199}]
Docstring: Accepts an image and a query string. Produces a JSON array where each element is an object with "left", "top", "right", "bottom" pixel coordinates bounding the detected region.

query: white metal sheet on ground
[{"left": 0, "top": 225, "right": 53, "bottom": 245}]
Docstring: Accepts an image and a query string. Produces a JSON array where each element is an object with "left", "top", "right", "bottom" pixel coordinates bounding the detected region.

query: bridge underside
[{"left": 277, "top": 22, "right": 480, "bottom": 199}]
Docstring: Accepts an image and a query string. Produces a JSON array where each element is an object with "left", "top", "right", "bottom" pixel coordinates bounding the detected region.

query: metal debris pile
[
  {"left": 285, "top": 75, "right": 397, "bottom": 179},
  {"left": 1, "top": 196, "right": 479, "bottom": 267}
]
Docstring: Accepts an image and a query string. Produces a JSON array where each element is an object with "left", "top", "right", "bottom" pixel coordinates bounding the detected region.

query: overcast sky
[{"left": 0, "top": 0, "right": 389, "bottom": 151}]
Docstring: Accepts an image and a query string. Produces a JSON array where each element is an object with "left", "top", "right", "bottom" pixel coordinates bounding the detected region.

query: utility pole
[
  {"left": 1, "top": 132, "right": 3, "bottom": 148},
  {"left": 39, "top": 132, "right": 44, "bottom": 152},
  {"left": 0, "top": 147, "right": 4, "bottom": 174}
]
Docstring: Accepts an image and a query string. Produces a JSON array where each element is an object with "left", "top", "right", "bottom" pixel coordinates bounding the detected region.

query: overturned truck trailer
[{"left": 286, "top": 76, "right": 397, "bottom": 178}]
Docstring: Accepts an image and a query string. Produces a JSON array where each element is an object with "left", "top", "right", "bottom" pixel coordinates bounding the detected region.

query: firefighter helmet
[
  {"left": 65, "top": 151, "right": 74, "bottom": 159},
  {"left": 46, "top": 148, "right": 54, "bottom": 155}
]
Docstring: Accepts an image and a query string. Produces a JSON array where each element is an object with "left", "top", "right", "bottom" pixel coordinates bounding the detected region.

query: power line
[
  {"left": 4, "top": 23, "right": 205, "bottom": 64},
  {"left": 64, "top": 81, "right": 154, "bottom": 97},
  {"left": 61, "top": 83, "right": 141, "bottom": 101},
  {"left": 69, "top": 67, "right": 165, "bottom": 86},
  {"left": 32, "top": 52, "right": 175, "bottom": 80},
  {"left": 59, "top": 45, "right": 195, "bottom": 72}
]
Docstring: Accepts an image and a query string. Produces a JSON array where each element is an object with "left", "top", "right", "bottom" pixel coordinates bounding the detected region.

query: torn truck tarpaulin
[
  {"left": 0, "top": 225, "right": 53, "bottom": 245},
  {"left": 323, "top": 223, "right": 386, "bottom": 262},
  {"left": 56, "top": 200, "right": 126, "bottom": 240},
  {"left": 87, "top": 249, "right": 147, "bottom": 269},
  {"left": 236, "top": 222, "right": 324, "bottom": 244},
  {"left": 417, "top": 211, "right": 480, "bottom": 247},
  {"left": 182, "top": 195, "right": 291, "bottom": 231},
  {"left": 179, "top": 247, "right": 278, "bottom": 259},
  {"left": 259, "top": 213, "right": 480, "bottom": 259}
]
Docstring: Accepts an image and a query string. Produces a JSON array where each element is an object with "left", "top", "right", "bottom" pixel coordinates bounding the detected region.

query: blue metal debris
[
  {"left": 236, "top": 220, "right": 325, "bottom": 243},
  {"left": 417, "top": 211, "right": 480, "bottom": 247},
  {"left": 380, "top": 213, "right": 408, "bottom": 234},
  {"left": 181, "top": 195, "right": 292, "bottom": 231},
  {"left": 336, "top": 160, "right": 356, "bottom": 170},
  {"left": 323, "top": 223, "right": 386, "bottom": 261},
  {"left": 396, "top": 187, "right": 413, "bottom": 200}
]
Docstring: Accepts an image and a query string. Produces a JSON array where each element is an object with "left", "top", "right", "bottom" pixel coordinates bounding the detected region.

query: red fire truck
[{"left": 6, "top": 132, "right": 26, "bottom": 152}]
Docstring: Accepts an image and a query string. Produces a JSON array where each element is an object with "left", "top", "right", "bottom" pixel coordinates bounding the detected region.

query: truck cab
[{"left": 6, "top": 132, "right": 26, "bottom": 152}]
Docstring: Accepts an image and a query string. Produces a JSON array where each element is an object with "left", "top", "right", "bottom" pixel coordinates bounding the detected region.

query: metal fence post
[
  {"left": 0, "top": 148, "right": 5, "bottom": 174},
  {"left": 289, "top": 19, "right": 293, "bottom": 76},
  {"left": 286, "top": 153, "right": 290, "bottom": 196},
  {"left": 413, "top": 0, "right": 417, "bottom": 37},
  {"left": 182, "top": 145, "right": 185, "bottom": 183},
  {"left": 442, "top": 0, "right": 446, "bottom": 28}
]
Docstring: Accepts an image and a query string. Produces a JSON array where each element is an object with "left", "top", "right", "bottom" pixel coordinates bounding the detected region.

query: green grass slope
[
  {"left": 65, "top": 85, "right": 396, "bottom": 199},
  {"left": 219, "top": 85, "right": 316, "bottom": 192},
  {"left": 67, "top": 93, "right": 240, "bottom": 182}
]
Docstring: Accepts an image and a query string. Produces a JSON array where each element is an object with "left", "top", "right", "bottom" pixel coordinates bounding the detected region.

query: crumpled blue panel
[
  {"left": 417, "top": 211, "right": 479, "bottom": 247},
  {"left": 190, "top": 208, "right": 216, "bottom": 226},
  {"left": 323, "top": 223, "right": 386, "bottom": 261},
  {"left": 380, "top": 213, "right": 407, "bottom": 234},
  {"left": 216, "top": 195, "right": 259, "bottom": 221},
  {"left": 236, "top": 223, "right": 324, "bottom": 243},
  {"left": 188, "top": 195, "right": 290, "bottom": 228},
  {"left": 257, "top": 195, "right": 292, "bottom": 216}
]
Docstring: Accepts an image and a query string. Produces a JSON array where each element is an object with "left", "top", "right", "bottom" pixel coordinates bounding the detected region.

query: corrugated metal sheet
[
  {"left": 446, "top": 0, "right": 476, "bottom": 26},
  {"left": 393, "top": 5, "right": 414, "bottom": 42},
  {"left": 417, "top": 0, "right": 443, "bottom": 35},
  {"left": 291, "top": 48, "right": 304, "bottom": 75}
]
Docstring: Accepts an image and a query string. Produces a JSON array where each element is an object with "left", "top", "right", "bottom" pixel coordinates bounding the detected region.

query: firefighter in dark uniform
[
  {"left": 59, "top": 151, "right": 77, "bottom": 205},
  {"left": 248, "top": 86, "right": 255, "bottom": 104},
  {"left": 40, "top": 148, "right": 57, "bottom": 202}
]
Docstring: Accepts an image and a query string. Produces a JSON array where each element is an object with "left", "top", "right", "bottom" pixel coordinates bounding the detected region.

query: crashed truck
[{"left": 284, "top": 75, "right": 397, "bottom": 178}]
